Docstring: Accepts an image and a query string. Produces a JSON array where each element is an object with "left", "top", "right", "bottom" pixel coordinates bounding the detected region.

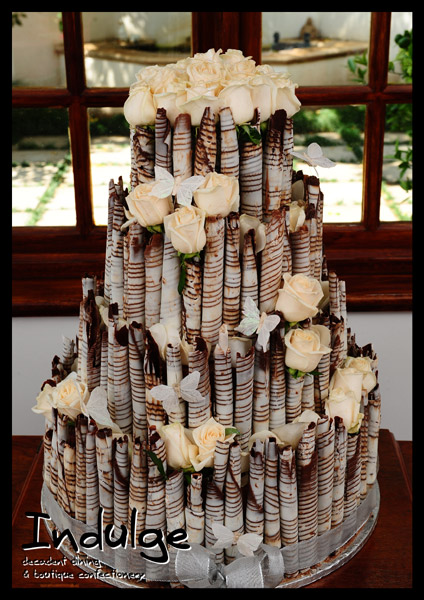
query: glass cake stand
[{"left": 41, "top": 482, "right": 379, "bottom": 589}]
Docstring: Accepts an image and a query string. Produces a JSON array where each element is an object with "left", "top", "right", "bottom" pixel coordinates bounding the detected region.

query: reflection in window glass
[
  {"left": 89, "top": 108, "right": 130, "bottom": 226},
  {"left": 388, "top": 12, "right": 412, "bottom": 85},
  {"left": 380, "top": 103, "right": 412, "bottom": 222},
  {"left": 12, "top": 12, "right": 66, "bottom": 87},
  {"left": 12, "top": 108, "right": 76, "bottom": 227},
  {"left": 261, "top": 12, "right": 371, "bottom": 86},
  {"left": 82, "top": 12, "right": 192, "bottom": 88},
  {"left": 293, "top": 105, "right": 365, "bottom": 223}
]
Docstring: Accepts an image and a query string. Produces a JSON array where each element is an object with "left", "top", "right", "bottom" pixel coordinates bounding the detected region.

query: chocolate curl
[
  {"left": 104, "top": 179, "right": 116, "bottom": 305},
  {"left": 61, "top": 336, "right": 75, "bottom": 377},
  {"left": 366, "top": 385, "right": 381, "bottom": 487},
  {"left": 286, "top": 372, "right": 304, "bottom": 423},
  {"left": 339, "top": 279, "right": 348, "bottom": 358},
  {"left": 297, "top": 423, "right": 318, "bottom": 570},
  {"left": 305, "top": 176, "right": 321, "bottom": 279},
  {"left": 111, "top": 178, "right": 126, "bottom": 317},
  {"left": 281, "top": 117, "right": 294, "bottom": 208},
  {"left": 344, "top": 432, "right": 362, "bottom": 519},
  {"left": 290, "top": 224, "right": 311, "bottom": 275},
  {"left": 85, "top": 419, "right": 99, "bottom": 527},
  {"left": 240, "top": 229, "right": 259, "bottom": 308},
  {"left": 201, "top": 216, "right": 225, "bottom": 347},
  {"left": 331, "top": 417, "right": 347, "bottom": 528},
  {"left": 314, "top": 352, "right": 331, "bottom": 415},
  {"left": 264, "top": 437, "right": 281, "bottom": 548},
  {"left": 219, "top": 106, "right": 239, "bottom": 178},
  {"left": 113, "top": 435, "right": 129, "bottom": 531},
  {"left": 107, "top": 308, "right": 116, "bottom": 421},
  {"left": 278, "top": 444, "right": 298, "bottom": 547},
  {"left": 316, "top": 416, "right": 335, "bottom": 535},
  {"left": 281, "top": 206, "right": 292, "bottom": 277},
  {"left": 223, "top": 213, "right": 241, "bottom": 334},
  {"left": 160, "top": 235, "right": 182, "bottom": 333},
  {"left": 144, "top": 233, "right": 164, "bottom": 330},
  {"left": 49, "top": 410, "right": 59, "bottom": 499},
  {"left": 100, "top": 329, "right": 108, "bottom": 389},
  {"left": 96, "top": 427, "right": 114, "bottom": 526},
  {"left": 145, "top": 427, "right": 167, "bottom": 535},
  {"left": 56, "top": 413, "right": 72, "bottom": 515},
  {"left": 166, "top": 470, "right": 186, "bottom": 533},
  {"left": 166, "top": 341, "right": 186, "bottom": 426},
  {"left": 259, "top": 210, "right": 284, "bottom": 313},
  {"left": 262, "top": 109, "right": 286, "bottom": 222},
  {"left": 360, "top": 395, "right": 369, "bottom": 500},
  {"left": 304, "top": 201, "right": 318, "bottom": 278},
  {"left": 194, "top": 107, "right": 217, "bottom": 176},
  {"left": 128, "top": 437, "right": 148, "bottom": 542},
  {"left": 253, "top": 339, "right": 271, "bottom": 433},
  {"left": 214, "top": 439, "right": 231, "bottom": 492},
  {"left": 129, "top": 322, "right": 147, "bottom": 440},
  {"left": 111, "top": 308, "right": 132, "bottom": 435},
  {"left": 269, "top": 327, "right": 286, "bottom": 430},
  {"left": 144, "top": 331, "right": 166, "bottom": 427},
  {"left": 43, "top": 429, "right": 53, "bottom": 492},
  {"left": 185, "top": 472, "right": 205, "bottom": 545},
  {"left": 301, "top": 373, "right": 315, "bottom": 412},
  {"left": 125, "top": 221, "right": 145, "bottom": 326},
  {"left": 213, "top": 326, "right": 233, "bottom": 427},
  {"left": 330, "top": 317, "right": 344, "bottom": 375},
  {"left": 329, "top": 270, "right": 341, "bottom": 320},
  {"left": 63, "top": 441, "right": 76, "bottom": 518},
  {"left": 205, "top": 480, "right": 225, "bottom": 562},
  {"left": 239, "top": 110, "right": 263, "bottom": 219},
  {"left": 182, "top": 255, "right": 202, "bottom": 345},
  {"left": 188, "top": 336, "right": 211, "bottom": 428},
  {"left": 224, "top": 442, "right": 244, "bottom": 563},
  {"left": 246, "top": 439, "right": 265, "bottom": 536},
  {"left": 75, "top": 415, "right": 88, "bottom": 523},
  {"left": 155, "top": 107, "right": 172, "bottom": 172},
  {"left": 234, "top": 345, "right": 255, "bottom": 452},
  {"left": 82, "top": 289, "right": 102, "bottom": 392},
  {"left": 131, "top": 125, "right": 155, "bottom": 187},
  {"left": 173, "top": 113, "right": 193, "bottom": 186},
  {"left": 77, "top": 276, "right": 95, "bottom": 383}
]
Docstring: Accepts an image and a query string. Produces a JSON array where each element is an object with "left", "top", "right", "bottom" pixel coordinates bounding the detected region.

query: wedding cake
[{"left": 33, "top": 48, "right": 381, "bottom": 588}]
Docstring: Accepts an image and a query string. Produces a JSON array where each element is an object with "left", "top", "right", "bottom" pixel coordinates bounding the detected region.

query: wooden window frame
[{"left": 12, "top": 11, "right": 412, "bottom": 316}]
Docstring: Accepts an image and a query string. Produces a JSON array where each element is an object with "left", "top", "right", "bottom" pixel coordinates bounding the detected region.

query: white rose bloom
[
  {"left": 270, "top": 73, "right": 301, "bottom": 117},
  {"left": 276, "top": 272, "right": 324, "bottom": 323},
  {"left": 344, "top": 356, "right": 377, "bottom": 393},
  {"left": 193, "top": 171, "right": 239, "bottom": 217},
  {"left": 289, "top": 201, "right": 306, "bottom": 233},
  {"left": 218, "top": 83, "right": 255, "bottom": 125},
  {"left": 123, "top": 82, "right": 156, "bottom": 126},
  {"left": 188, "top": 417, "right": 236, "bottom": 471},
  {"left": 285, "top": 326, "right": 331, "bottom": 374},
  {"left": 329, "top": 367, "right": 364, "bottom": 404},
  {"left": 159, "top": 422, "right": 196, "bottom": 470},
  {"left": 325, "top": 387, "right": 363, "bottom": 433},
  {"left": 248, "top": 73, "right": 276, "bottom": 123},
  {"left": 163, "top": 205, "right": 207, "bottom": 254},
  {"left": 51, "top": 372, "right": 88, "bottom": 421},
  {"left": 126, "top": 182, "right": 173, "bottom": 228},
  {"left": 32, "top": 381, "right": 55, "bottom": 422}
]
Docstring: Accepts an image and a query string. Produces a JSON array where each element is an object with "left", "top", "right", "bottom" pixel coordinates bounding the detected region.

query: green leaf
[
  {"left": 145, "top": 449, "right": 168, "bottom": 481},
  {"left": 178, "top": 260, "right": 187, "bottom": 295},
  {"left": 237, "top": 123, "right": 262, "bottom": 145},
  {"left": 146, "top": 224, "right": 164, "bottom": 234},
  {"left": 225, "top": 427, "right": 241, "bottom": 437}
]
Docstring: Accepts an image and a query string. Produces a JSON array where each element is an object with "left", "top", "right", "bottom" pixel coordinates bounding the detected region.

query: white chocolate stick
[
  {"left": 213, "top": 327, "right": 233, "bottom": 427},
  {"left": 111, "top": 178, "right": 126, "bottom": 317},
  {"left": 145, "top": 428, "right": 167, "bottom": 535},
  {"left": 194, "top": 107, "right": 216, "bottom": 176},
  {"left": 188, "top": 337, "right": 211, "bottom": 428},
  {"left": 185, "top": 472, "right": 205, "bottom": 545},
  {"left": 316, "top": 416, "right": 335, "bottom": 534},
  {"left": 125, "top": 221, "right": 145, "bottom": 326},
  {"left": 155, "top": 107, "right": 172, "bottom": 172},
  {"left": 144, "top": 233, "right": 164, "bottom": 330},
  {"left": 113, "top": 435, "right": 129, "bottom": 532},
  {"left": 110, "top": 304, "right": 132, "bottom": 435},
  {"left": 286, "top": 372, "right": 304, "bottom": 423},
  {"left": 166, "top": 470, "right": 186, "bottom": 533},
  {"left": 234, "top": 345, "right": 255, "bottom": 452},
  {"left": 173, "top": 113, "right": 193, "bottom": 187},
  {"left": 344, "top": 432, "right": 362, "bottom": 519},
  {"left": 104, "top": 179, "right": 116, "bottom": 305},
  {"left": 264, "top": 437, "right": 281, "bottom": 547},
  {"left": 366, "top": 385, "right": 381, "bottom": 487},
  {"left": 253, "top": 339, "right": 270, "bottom": 433},
  {"left": 96, "top": 427, "right": 114, "bottom": 526},
  {"left": 182, "top": 255, "right": 202, "bottom": 345},
  {"left": 63, "top": 441, "right": 76, "bottom": 518},
  {"left": 219, "top": 106, "right": 239, "bottom": 178},
  {"left": 129, "top": 322, "right": 147, "bottom": 441},
  {"left": 166, "top": 342, "right": 186, "bottom": 426},
  {"left": 128, "top": 437, "right": 148, "bottom": 542},
  {"left": 278, "top": 444, "right": 298, "bottom": 546},
  {"left": 281, "top": 117, "right": 294, "bottom": 208},
  {"left": 160, "top": 235, "right": 182, "bottom": 334},
  {"left": 224, "top": 442, "right": 244, "bottom": 563},
  {"left": 331, "top": 417, "right": 347, "bottom": 528},
  {"left": 240, "top": 110, "right": 263, "bottom": 219},
  {"left": 262, "top": 110, "right": 285, "bottom": 222},
  {"left": 269, "top": 327, "right": 286, "bottom": 429},
  {"left": 144, "top": 331, "right": 166, "bottom": 427},
  {"left": 75, "top": 414, "right": 88, "bottom": 523},
  {"left": 259, "top": 210, "right": 284, "bottom": 314},
  {"left": 131, "top": 125, "right": 155, "bottom": 187},
  {"left": 296, "top": 423, "right": 318, "bottom": 543},
  {"left": 301, "top": 373, "right": 315, "bottom": 412},
  {"left": 245, "top": 439, "right": 265, "bottom": 536},
  {"left": 240, "top": 229, "right": 259, "bottom": 309},
  {"left": 223, "top": 213, "right": 241, "bottom": 334},
  {"left": 201, "top": 216, "right": 225, "bottom": 347},
  {"left": 290, "top": 224, "right": 311, "bottom": 275},
  {"left": 85, "top": 420, "right": 99, "bottom": 527}
]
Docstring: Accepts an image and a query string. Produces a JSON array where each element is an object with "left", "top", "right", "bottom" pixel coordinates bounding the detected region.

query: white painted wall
[{"left": 12, "top": 312, "right": 412, "bottom": 440}]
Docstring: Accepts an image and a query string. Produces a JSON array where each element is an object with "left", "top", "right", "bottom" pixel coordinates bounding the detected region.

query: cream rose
[
  {"left": 126, "top": 182, "right": 172, "bottom": 228},
  {"left": 344, "top": 356, "right": 377, "bottom": 393},
  {"left": 193, "top": 171, "right": 239, "bottom": 217},
  {"left": 289, "top": 201, "right": 306, "bottom": 233},
  {"left": 163, "top": 205, "right": 207, "bottom": 255},
  {"left": 32, "top": 381, "right": 55, "bottom": 422},
  {"left": 285, "top": 326, "right": 331, "bottom": 374},
  {"left": 186, "top": 56, "right": 223, "bottom": 85},
  {"left": 218, "top": 83, "right": 255, "bottom": 125},
  {"left": 188, "top": 417, "right": 236, "bottom": 471},
  {"left": 159, "top": 422, "right": 196, "bottom": 470},
  {"left": 248, "top": 73, "right": 276, "bottom": 123},
  {"left": 176, "top": 86, "right": 221, "bottom": 126},
  {"left": 52, "top": 372, "right": 88, "bottom": 421},
  {"left": 324, "top": 387, "right": 363, "bottom": 433},
  {"left": 276, "top": 272, "right": 324, "bottom": 323},
  {"left": 329, "top": 367, "right": 364, "bottom": 404},
  {"left": 269, "top": 73, "right": 301, "bottom": 118},
  {"left": 123, "top": 82, "right": 157, "bottom": 127}
]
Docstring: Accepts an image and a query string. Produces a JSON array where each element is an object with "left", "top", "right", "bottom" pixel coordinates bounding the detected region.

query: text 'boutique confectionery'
[{"left": 32, "top": 48, "right": 382, "bottom": 588}]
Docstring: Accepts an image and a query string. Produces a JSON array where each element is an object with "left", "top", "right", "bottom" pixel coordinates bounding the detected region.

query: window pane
[
  {"left": 82, "top": 12, "right": 192, "bottom": 88},
  {"left": 293, "top": 105, "right": 365, "bottom": 223},
  {"left": 261, "top": 12, "right": 371, "bottom": 86},
  {"left": 89, "top": 108, "right": 130, "bottom": 226},
  {"left": 12, "top": 108, "right": 76, "bottom": 227},
  {"left": 388, "top": 12, "right": 412, "bottom": 85},
  {"left": 380, "top": 103, "right": 412, "bottom": 222},
  {"left": 12, "top": 12, "right": 66, "bottom": 87}
]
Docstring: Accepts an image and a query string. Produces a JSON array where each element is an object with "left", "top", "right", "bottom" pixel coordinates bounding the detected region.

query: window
[{"left": 12, "top": 12, "right": 412, "bottom": 315}]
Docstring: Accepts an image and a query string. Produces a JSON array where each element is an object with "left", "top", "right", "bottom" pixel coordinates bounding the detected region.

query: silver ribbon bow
[{"left": 175, "top": 542, "right": 285, "bottom": 588}]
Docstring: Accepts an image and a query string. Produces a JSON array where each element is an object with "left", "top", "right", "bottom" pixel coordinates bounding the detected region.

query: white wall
[{"left": 12, "top": 312, "right": 412, "bottom": 440}]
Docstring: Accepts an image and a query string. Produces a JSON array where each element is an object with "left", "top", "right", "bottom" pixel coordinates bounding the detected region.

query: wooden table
[{"left": 11, "top": 430, "right": 412, "bottom": 588}]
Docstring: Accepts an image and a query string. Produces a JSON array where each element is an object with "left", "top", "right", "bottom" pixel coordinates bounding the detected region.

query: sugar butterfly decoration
[
  {"left": 152, "top": 165, "right": 205, "bottom": 207},
  {"left": 235, "top": 297, "right": 281, "bottom": 350},
  {"left": 150, "top": 370, "right": 205, "bottom": 415},
  {"left": 211, "top": 523, "right": 263, "bottom": 557},
  {"left": 291, "top": 142, "right": 336, "bottom": 177}
]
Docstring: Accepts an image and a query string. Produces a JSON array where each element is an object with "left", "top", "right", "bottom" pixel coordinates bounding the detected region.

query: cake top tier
[{"left": 124, "top": 48, "right": 301, "bottom": 127}]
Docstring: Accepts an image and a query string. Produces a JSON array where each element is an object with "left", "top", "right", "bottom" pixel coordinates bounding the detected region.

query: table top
[{"left": 11, "top": 429, "right": 412, "bottom": 589}]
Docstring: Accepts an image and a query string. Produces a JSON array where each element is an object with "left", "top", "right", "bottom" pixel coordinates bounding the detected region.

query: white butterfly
[
  {"left": 235, "top": 297, "right": 280, "bottom": 350},
  {"left": 81, "top": 385, "right": 122, "bottom": 434},
  {"left": 211, "top": 523, "right": 262, "bottom": 557},
  {"left": 152, "top": 165, "right": 205, "bottom": 207},
  {"left": 291, "top": 142, "right": 336, "bottom": 177},
  {"left": 150, "top": 370, "right": 205, "bottom": 414}
]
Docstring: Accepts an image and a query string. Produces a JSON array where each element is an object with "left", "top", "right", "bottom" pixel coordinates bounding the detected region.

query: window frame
[{"left": 12, "top": 11, "right": 412, "bottom": 316}]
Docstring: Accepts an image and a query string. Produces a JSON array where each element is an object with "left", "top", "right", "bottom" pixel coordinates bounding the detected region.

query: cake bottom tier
[{"left": 40, "top": 481, "right": 379, "bottom": 589}]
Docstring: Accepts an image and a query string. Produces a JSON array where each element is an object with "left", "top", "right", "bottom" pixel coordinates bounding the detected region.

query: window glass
[
  {"left": 387, "top": 12, "right": 412, "bottom": 85},
  {"left": 261, "top": 12, "right": 371, "bottom": 86},
  {"left": 380, "top": 103, "right": 412, "bottom": 222},
  {"left": 82, "top": 12, "right": 192, "bottom": 88},
  {"left": 293, "top": 104, "right": 365, "bottom": 223},
  {"left": 12, "top": 12, "right": 66, "bottom": 87},
  {"left": 12, "top": 108, "right": 75, "bottom": 227}
]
